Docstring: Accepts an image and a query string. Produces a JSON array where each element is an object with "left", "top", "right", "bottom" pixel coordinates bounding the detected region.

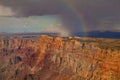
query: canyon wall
[{"left": 0, "top": 35, "right": 120, "bottom": 80}]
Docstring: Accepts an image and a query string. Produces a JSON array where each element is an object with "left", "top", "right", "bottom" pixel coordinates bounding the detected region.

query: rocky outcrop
[{"left": 0, "top": 35, "right": 120, "bottom": 80}]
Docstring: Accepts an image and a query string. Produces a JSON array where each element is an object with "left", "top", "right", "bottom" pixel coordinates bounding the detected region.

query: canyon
[{"left": 0, "top": 35, "right": 120, "bottom": 80}]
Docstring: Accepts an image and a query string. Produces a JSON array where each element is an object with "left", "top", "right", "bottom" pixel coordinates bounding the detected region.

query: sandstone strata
[{"left": 0, "top": 35, "right": 120, "bottom": 80}]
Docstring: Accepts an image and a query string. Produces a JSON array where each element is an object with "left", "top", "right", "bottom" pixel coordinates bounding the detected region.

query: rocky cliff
[{"left": 0, "top": 35, "right": 120, "bottom": 80}]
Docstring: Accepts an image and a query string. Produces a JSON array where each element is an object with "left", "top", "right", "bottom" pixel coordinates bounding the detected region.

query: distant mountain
[
  {"left": 75, "top": 31, "right": 120, "bottom": 38},
  {"left": 0, "top": 31, "right": 120, "bottom": 38},
  {"left": 0, "top": 32, "right": 60, "bottom": 37}
]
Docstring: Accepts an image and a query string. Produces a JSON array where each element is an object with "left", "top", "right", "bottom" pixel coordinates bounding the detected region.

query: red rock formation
[{"left": 0, "top": 35, "right": 120, "bottom": 80}]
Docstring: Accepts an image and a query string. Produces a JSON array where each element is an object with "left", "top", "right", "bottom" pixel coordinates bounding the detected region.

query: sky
[{"left": 0, "top": 0, "right": 120, "bottom": 35}]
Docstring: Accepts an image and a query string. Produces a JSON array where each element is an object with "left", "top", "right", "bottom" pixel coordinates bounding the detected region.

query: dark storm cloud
[
  {"left": 0, "top": 0, "right": 61, "bottom": 16},
  {"left": 0, "top": 0, "right": 120, "bottom": 33}
]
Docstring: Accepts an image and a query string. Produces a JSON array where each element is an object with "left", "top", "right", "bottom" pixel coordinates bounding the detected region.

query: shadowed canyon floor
[{"left": 0, "top": 35, "right": 120, "bottom": 80}]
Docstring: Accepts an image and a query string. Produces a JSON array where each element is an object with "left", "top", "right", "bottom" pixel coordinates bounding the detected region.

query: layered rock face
[{"left": 0, "top": 35, "right": 120, "bottom": 80}]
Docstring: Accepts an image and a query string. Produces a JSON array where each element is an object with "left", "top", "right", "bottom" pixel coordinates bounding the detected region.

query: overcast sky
[{"left": 0, "top": 0, "right": 120, "bottom": 34}]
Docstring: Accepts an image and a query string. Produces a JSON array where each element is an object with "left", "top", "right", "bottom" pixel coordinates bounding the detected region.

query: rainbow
[{"left": 62, "top": 0, "right": 88, "bottom": 36}]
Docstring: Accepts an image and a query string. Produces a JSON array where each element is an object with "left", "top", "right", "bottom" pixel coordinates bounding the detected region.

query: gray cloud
[
  {"left": 0, "top": 0, "right": 61, "bottom": 16},
  {"left": 0, "top": 0, "right": 120, "bottom": 33}
]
